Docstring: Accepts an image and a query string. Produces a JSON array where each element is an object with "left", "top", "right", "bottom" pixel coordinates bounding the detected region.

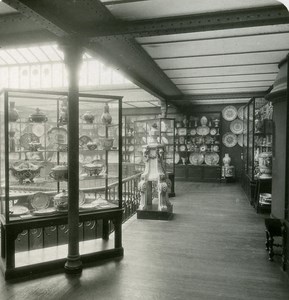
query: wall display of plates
[
  {"left": 19, "top": 132, "right": 40, "bottom": 150},
  {"left": 30, "top": 192, "right": 51, "bottom": 210},
  {"left": 222, "top": 132, "right": 238, "bottom": 147},
  {"left": 237, "top": 134, "right": 243, "bottom": 147},
  {"left": 230, "top": 119, "right": 243, "bottom": 135},
  {"left": 177, "top": 128, "right": 187, "bottom": 136},
  {"left": 48, "top": 127, "right": 67, "bottom": 144},
  {"left": 237, "top": 106, "right": 245, "bottom": 120},
  {"left": 175, "top": 152, "right": 180, "bottom": 164},
  {"left": 222, "top": 105, "right": 237, "bottom": 121},
  {"left": 196, "top": 126, "right": 210, "bottom": 136},
  {"left": 204, "top": 153, "right": 220, "bottom": 166}
]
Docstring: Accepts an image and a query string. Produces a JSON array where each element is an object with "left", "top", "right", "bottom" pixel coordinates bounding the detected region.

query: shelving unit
[
  {"left": 174, "top": 112, "right": 222, "bottom": 182},
  {"left": 0, "top": 89, "right": 123, "bottom": 279}
]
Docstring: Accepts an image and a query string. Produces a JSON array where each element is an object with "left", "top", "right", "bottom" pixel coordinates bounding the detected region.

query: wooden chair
[{"left": 265, "top": 218, "right": 287, "bottom": 271}]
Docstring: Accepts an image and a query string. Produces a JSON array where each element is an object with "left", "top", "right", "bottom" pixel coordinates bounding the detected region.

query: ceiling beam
[{"left": 88, "top": 5, "right": 289, "bottom": 40}]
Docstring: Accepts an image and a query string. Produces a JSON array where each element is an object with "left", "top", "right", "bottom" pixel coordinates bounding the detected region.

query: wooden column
[{"left": 60, "top": 38, "right": 83, "bottom": 274}]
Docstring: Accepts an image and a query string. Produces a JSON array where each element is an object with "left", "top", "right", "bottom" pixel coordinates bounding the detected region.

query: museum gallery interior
[{"left": 0, "top": 0, "right": 289, "bottom": 299}]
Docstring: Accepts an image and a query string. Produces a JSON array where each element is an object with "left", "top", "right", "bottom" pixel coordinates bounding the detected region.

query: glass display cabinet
[
  {"left": 174, "top": 112, "right": 222, "bottom": 182},
  {"left": 0, "top": 89, "right": 123, "bottom": 279},
  {"left": 242, "top": 97, "right": 273, "bottom": 211}
]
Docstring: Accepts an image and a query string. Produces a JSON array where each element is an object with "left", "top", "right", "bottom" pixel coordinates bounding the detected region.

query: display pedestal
[
  {"left": 137, "top": 198, "right": 173, "bottom": 220},
  {"left": 137, "top": 123, "right": 173, "bottom": 221}
]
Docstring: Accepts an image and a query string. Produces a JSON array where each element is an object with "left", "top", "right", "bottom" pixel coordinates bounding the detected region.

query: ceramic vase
[
  {"left": 223, "top": 153, "right": 231, "bottom": 167},
  {"left": 101, "top": 103, "right": 112, "bottom": 125},
  {"left": 8, "top": 102, "right": 19, "bottom": 122}
]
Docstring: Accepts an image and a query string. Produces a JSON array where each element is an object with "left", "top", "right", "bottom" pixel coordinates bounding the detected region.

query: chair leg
[
  {"left": 268, "top": 234, "right": 274, "bottom": 261},
  {"left": 265, "top": 230, "right": 270, "bottom": 251}
]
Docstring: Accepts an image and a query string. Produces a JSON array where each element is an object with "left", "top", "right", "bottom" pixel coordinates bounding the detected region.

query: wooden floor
[{"left": 1, "top": 182, "right": 289, "bottom": 299}]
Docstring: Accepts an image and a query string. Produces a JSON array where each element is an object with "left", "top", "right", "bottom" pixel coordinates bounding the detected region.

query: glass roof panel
[
  {"left": 40, "top": 45, "right": 62, "bottom": 61},
  {"left": 0, "top": 50, "right": 17, "bottom": 64},
  {"left": 28, "top": 46, "right": 50, "bottom": 62},
  {"left": 16, "top": 48, "right": 39, "bottom": 63},
  {"left": 6, "top": 49, "right": 28, "bottom": 64}
]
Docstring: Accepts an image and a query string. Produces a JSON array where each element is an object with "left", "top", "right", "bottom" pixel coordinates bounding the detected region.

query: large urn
[{"left": 258, "top": 152, "right": 272, "bottom": 178}]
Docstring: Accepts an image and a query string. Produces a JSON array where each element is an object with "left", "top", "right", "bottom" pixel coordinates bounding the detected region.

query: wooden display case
[{"left": 0, "top": 89, "right": 123, "bottom": 279}]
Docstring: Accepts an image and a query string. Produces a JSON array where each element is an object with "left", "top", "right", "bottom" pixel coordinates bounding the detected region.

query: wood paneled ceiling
[{"left": 0, "top": 0, "right": 289, "bottom": 108}]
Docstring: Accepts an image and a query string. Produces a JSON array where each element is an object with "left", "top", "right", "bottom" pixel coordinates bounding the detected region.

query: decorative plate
[
  {"left": 199, "top": 144, "right": 207, "bottom": 152},
  {"left": 48, "top": 127, "right": 67, "bottom": 144},
  {"left": 230, "top": 119, "right": 243, "bottom": 135},
  {"left": 79, "top": 191, "right": 85, "bottom": 206},
  {"left": 222, "top": 105, "right": 237, "bottom": 121},
  {"left": 32, "top": 124, "right": 45, "bottom": 137},
  {"left": 179, "top": 145, "right": 186, "bottom": 152},
  {"left": 190, "top": 129, "right": 197, "bottom": 136},
  {"left": 79, "top": 135, "right": 92, "bottom": 147},
  {"left": 237, "top": 106, "right": 245, "bottom": 120},
  {"left": 19, "top": 132, "right": 40, "bottom": 150},
  {"left": 238, "top": 134, "right": 244, "bottom": 147},
  {"left": 33, "top": 207, "right": 57, "bottom": 216},
  {"left": 30, "top": 192, "right": 50, "bottom": 210},
  {"left": 177, "top": 128, "right": 187, "bottom": 136},
  {"left": 97, "top": 126, "right": 106, "bottom": 137},
  {"left": 212, "top": 145, "right": 219, "bottom": 152},
  {"left": 189, "top": 153, "right": 204, "bottom": 165},
  {"left": 128, "top": 145, "right": 134, "bottom": 151},
  {"left": 210, "top": 128, "right": 217, "bottom": 136},
  {"left": 222, "top": 132, "right": 238, "bottom": 147},
  {"left": 80, "top": 201, "right": 99, "bottom": 210},
  {"left": 9, "top": 205, "right": 29, "bottom": 216},
  {"left": 196, "top": 126, "right": 210, "bottom": 136},
  {"left": 175, "top": 152, "right": 180, "bottom": 164},
  {"left": 204, "top": 153, "right": 220, "bottom": 166},
  {"left": 161, "top": 136, "right": 169, "bottom": 144}
]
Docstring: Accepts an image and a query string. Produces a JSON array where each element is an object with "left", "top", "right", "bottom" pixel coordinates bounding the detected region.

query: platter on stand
[
  {"left": 222, "top": 132, "right": 237, "bottom": 147},
  {"left": 189, "top": 153, "right": 204, "bottom": 165}
]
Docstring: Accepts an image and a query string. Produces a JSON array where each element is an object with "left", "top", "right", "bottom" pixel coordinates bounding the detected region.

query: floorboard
[{"left": 1, "top": 182, "right": 289, "bottom": 300}]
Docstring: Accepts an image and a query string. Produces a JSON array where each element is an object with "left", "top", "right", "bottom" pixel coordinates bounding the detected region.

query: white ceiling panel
[
  {"left": 166, "top": 64, "right": 279, "bottom": 78},
  {"left": 156, "top": 51, "right": 288, "bottom": 70},
  {"left": 172, "top": 73, "right": 278, "bottom": 85},
  {"left": 137, "top": 24, "right": 289, "bottom": 45},
  {"left": 104, "top": 0, "right": 280, "bottom": 21},
  {"left": 142, "top": 33, "right": 289, "bottom": 59}
]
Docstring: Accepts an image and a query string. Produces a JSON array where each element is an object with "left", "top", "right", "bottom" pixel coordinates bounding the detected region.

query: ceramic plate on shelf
[
  {"left": 30, "top": 192, "right": 50, "bottom": 210},
  {"left": 210, "top": 128, "right": 217, "bottom": 136},
  {"left": 222, "top": 105, "right": 237, "bottom": 121},
  {"left": 33, "top": 207, "right": 57, "bottom": 216},
  {"left": 79, "top": 191, "right": 86, "bottom": 206},
  {"left": 177, "top": 128, "right": 187, "bottom": 136},
  {"left": 9, "top": 205, "right": 29, "bottom": 216},
  {"left": 179, "top": 145, "right": 187, "bottom": 152},
  {"left": 190, "top": 128, "right": 197, "bottom": 136},
  {"left": 128, "top": 145, "right": 134, "bottom": 151},
  {"left": 237, "top": 106, "right": 245, "bottom": 120},
  {"left": 204, "top": 153, "right": 220, "bottom": 166},
  {"left": 238, "top": 134, "right": 244, "bottom": 147},
  {"left": 175, "top": 152, "right": 180, "bottom": 164},
  {"left": 196, "top": 126, "right": 210, "bottom": 136},
  {"left": 189, "top": 153, "right": 204, "bottom": 165},
  {"left": 230, "top": 119, "right": 243, "bottom": 135},
  {"left": 19, "top": 132, "right": 40, "bottom": 150},
  {"left": 79, "top": 135, "right": 92, "bottom": 147},
  {"left": 48, "top": 127, "right": 67, "bottom": 144},
  {"left": 161, "top": 136, "right": 169, "bottom": 144},
  {"left": 222, "top": 132, "right": 238, "bottom": 147}
]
